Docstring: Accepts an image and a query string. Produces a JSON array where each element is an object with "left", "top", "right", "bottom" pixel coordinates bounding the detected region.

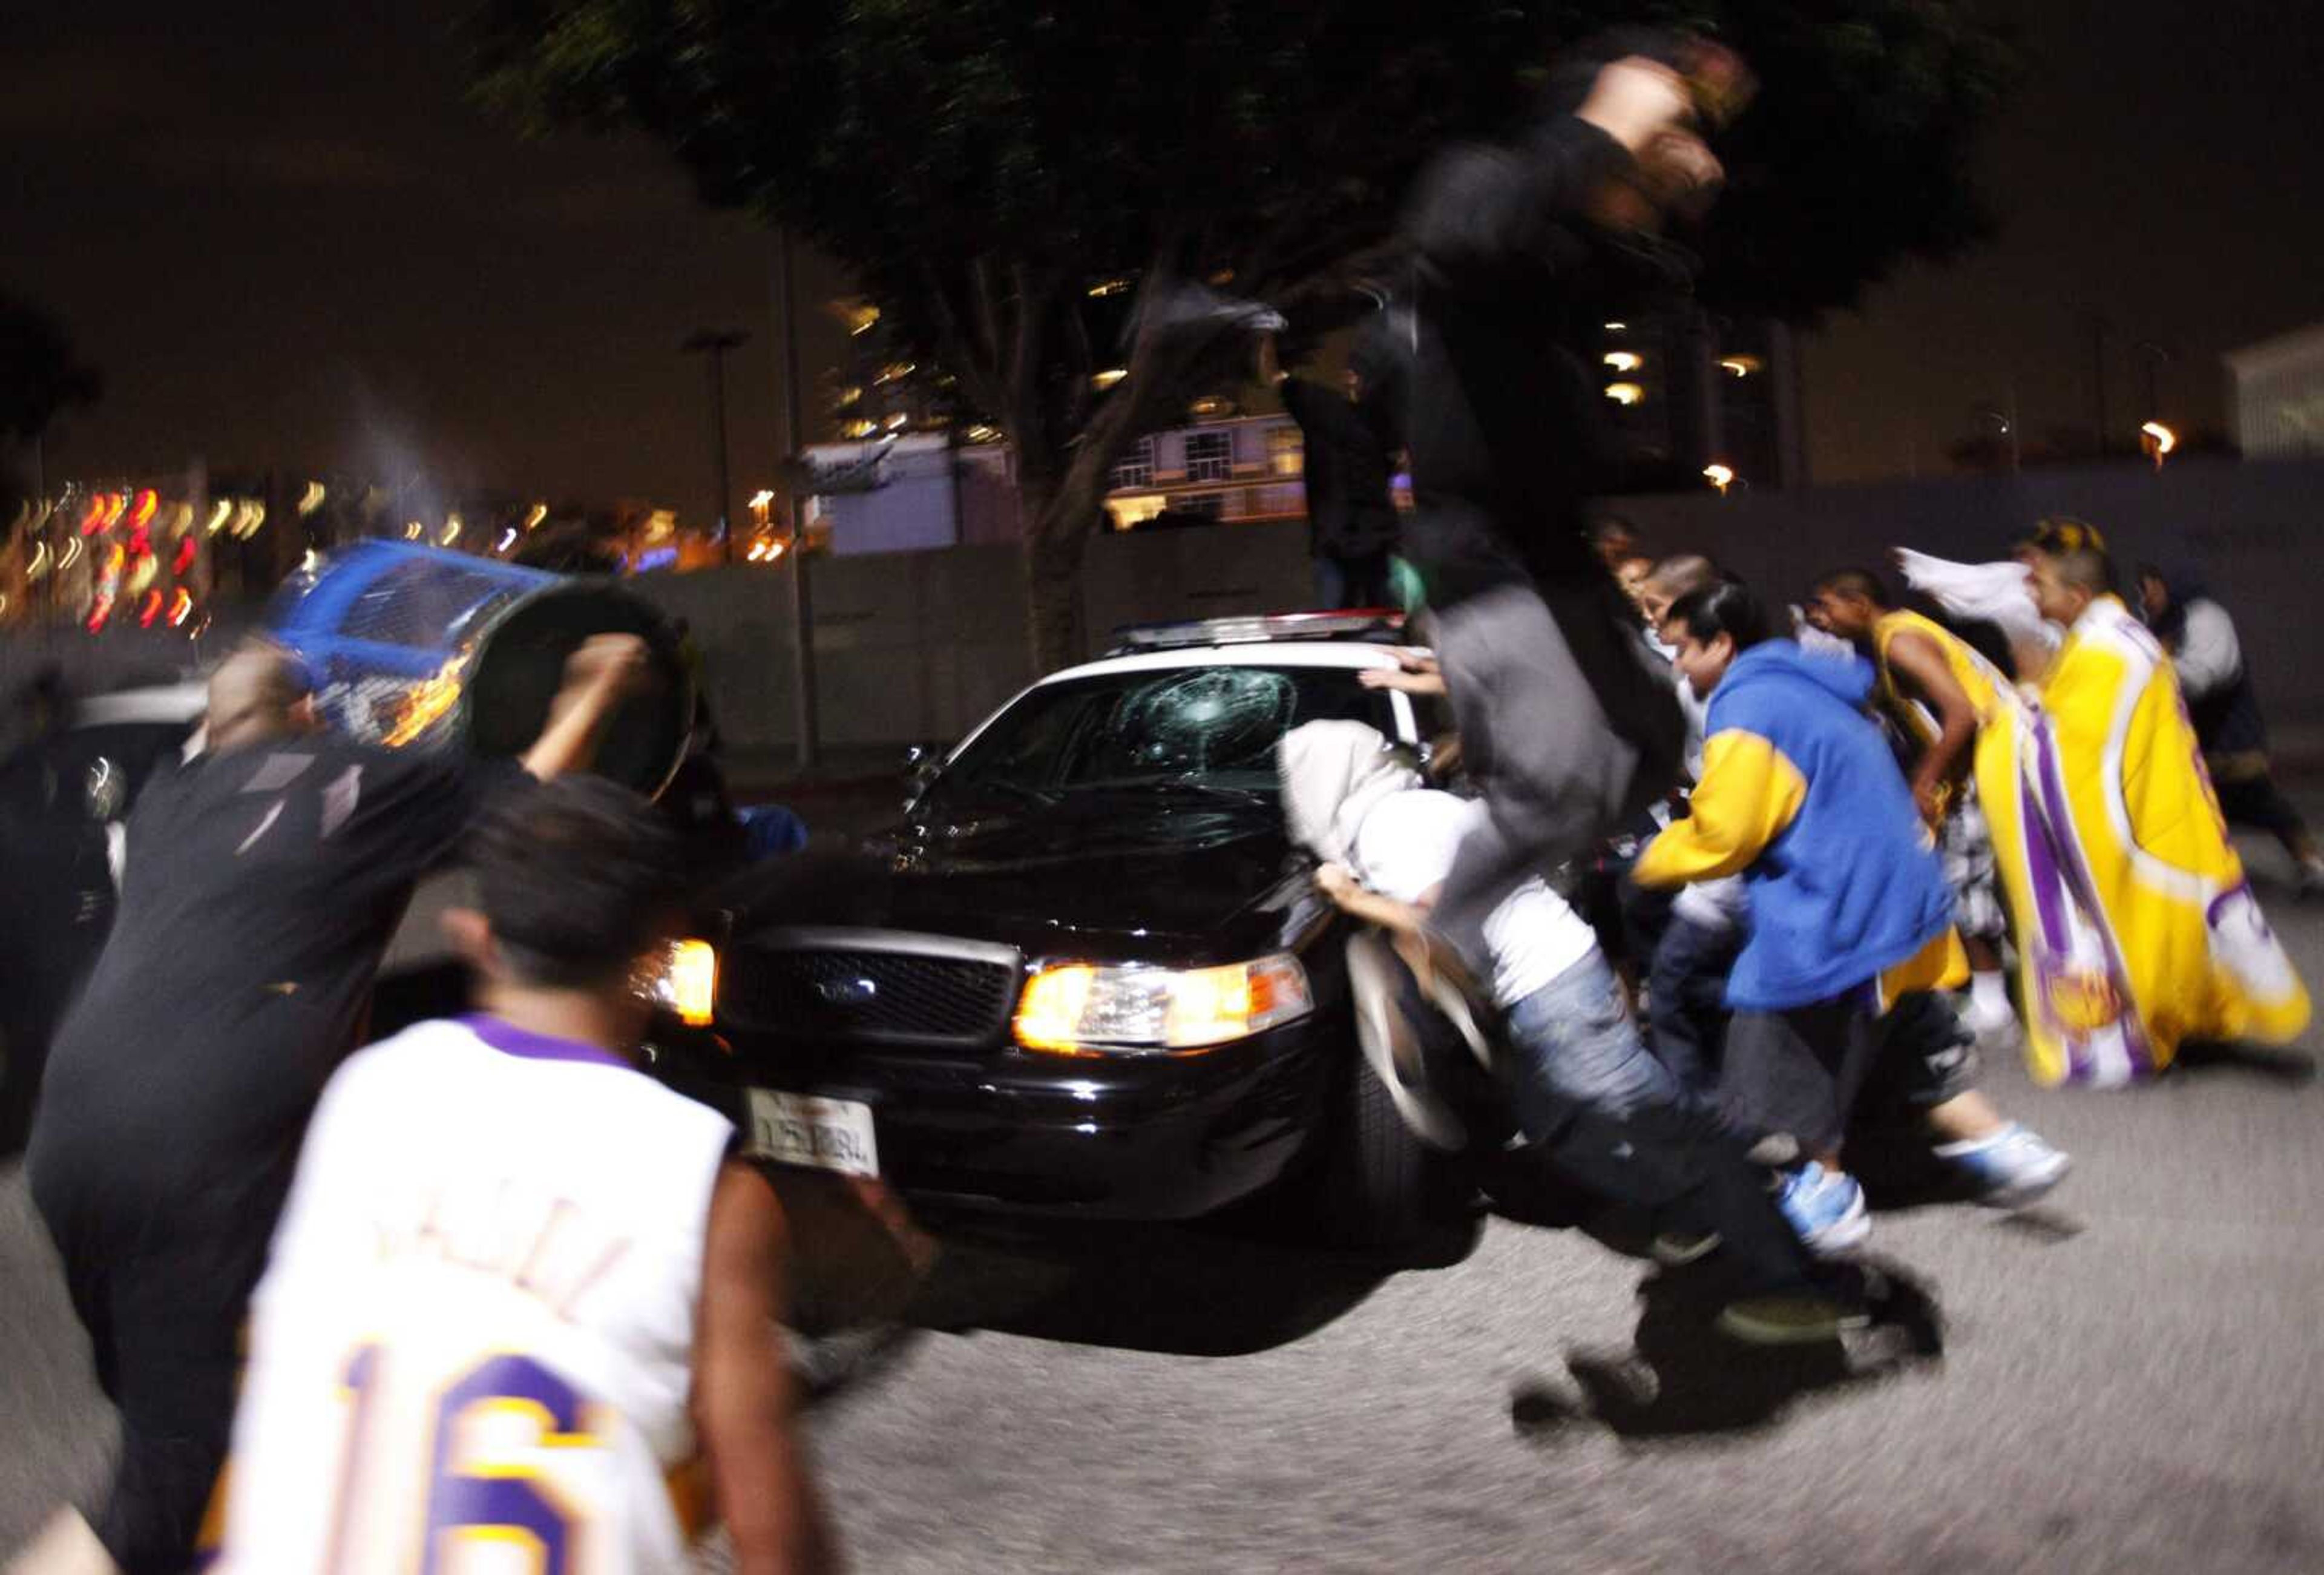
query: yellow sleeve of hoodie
[{"left": 1633, "top": 729, "right": 1808, "bottom": 887}]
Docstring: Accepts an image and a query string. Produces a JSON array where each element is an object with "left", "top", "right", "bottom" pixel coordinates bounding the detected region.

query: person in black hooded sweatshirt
[
  {"left": 2135, "top": 563, "right": 2324, "bottom": 898},
  {"left": 1391, "top": 29, "right": 1752, "bottom": 989}
]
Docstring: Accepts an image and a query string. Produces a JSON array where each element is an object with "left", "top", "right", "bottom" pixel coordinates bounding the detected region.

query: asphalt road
[{"left": 7, "top": 845, "right": 2324, "bottom": 1573}]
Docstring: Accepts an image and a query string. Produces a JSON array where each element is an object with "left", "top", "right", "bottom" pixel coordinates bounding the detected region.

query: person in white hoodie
[{"left": 1278, "top": 719, "right": 1869, "bottom": 1344}]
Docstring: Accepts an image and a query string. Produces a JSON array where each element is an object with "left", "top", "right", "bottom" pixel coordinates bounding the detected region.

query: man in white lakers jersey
[{"left": 215, "top": 777, "right": 835, "bottom": 1574}]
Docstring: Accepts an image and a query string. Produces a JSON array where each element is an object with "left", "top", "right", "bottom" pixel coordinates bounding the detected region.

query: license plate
[{"left": 746, "top": 1090, "right": 880, "bottom": 1179}]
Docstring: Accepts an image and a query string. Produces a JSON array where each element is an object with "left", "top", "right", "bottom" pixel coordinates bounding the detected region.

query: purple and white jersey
[{"left": 217, "top": 1016, "right": 732, "bottom": 1575}]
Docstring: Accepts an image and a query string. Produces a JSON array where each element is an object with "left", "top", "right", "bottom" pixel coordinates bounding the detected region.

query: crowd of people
[{"left": 1308, "top": 504, "right": 2315, "bottom": 1347}]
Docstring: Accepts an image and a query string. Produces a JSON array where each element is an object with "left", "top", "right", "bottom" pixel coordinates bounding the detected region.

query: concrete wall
[{"left": 630, "top": 519, "right": 1318, "bottom": 755}]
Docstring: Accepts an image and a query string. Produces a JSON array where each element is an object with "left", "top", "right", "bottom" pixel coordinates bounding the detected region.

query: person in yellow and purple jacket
[
  {"left": 1633, "top": 583, "right": 2069, "bottom": 1257},
  {"left": 2016, "top": 546, "right": 2311, "bottom": 1085}
]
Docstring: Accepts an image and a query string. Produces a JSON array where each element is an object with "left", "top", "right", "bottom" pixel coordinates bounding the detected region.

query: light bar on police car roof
[{"left": 1108, "top": 610, "right": 1403, "bottom": 653}]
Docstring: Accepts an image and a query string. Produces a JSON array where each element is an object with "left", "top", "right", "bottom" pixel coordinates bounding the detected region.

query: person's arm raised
[{"left": 519, "top": 634, "right": 650, "bottom": 781}]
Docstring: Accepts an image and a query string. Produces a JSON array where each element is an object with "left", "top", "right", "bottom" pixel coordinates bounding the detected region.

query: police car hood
[{"left": 718, "top": 793, "right": 1308, "bottom": 964}]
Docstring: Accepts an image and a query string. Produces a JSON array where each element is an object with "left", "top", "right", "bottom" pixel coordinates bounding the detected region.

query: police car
[{"left": 681, "top": 612, "right": 1486, "bottom": 1251}]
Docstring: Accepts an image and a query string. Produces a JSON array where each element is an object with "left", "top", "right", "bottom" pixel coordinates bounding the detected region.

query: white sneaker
[
  {"left": 1935, "top": 1122, "right": 2071, "bottom": 1209},
  {"left": 1774, "top": 1162, "right": 1871, "bottom": 1256}
]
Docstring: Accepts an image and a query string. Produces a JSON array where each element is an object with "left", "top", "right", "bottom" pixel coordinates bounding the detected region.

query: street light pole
[
  {"left": 2135, "top": 341, "right": 2174, "bottom": 427},
  {"left": 681, "top": 328, "right": 749, "bottom": 563},
  {"left": 772, "top": 229, "right": 819, "bottom": 771}
]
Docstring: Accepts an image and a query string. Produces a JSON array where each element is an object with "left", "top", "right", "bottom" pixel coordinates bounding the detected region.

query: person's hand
[
  {"left": 1359, "top": 649, "right": 1445, "bottom": 695},
  {"left": 563, "top": 633, "right": 651, "bottom": 697},
  {"left": 1358, "top": 666, "right": 1440, "bottom": 695},
  {"left": 1313, "top": 861, "right": 1363, "bottom": 908}
]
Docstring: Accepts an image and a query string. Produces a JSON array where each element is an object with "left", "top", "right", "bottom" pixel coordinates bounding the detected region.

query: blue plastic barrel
[{"left": 267, "top": 541, "right": 691, "bottom": 796}]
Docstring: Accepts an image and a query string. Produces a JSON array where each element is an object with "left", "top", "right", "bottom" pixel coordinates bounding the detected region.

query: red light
[
  {"left": 79, "top": 498, "right": 107, "bottom": 535},
  {"left": 86, "top": 594, "right": 114, "bottom": 633},
  {"left": 168, "top": 588, "right": 194, "bottom": 627},
  {"left": 137, "top": 589, "right": 165, "bottom": 628},
  {"left": 172, "top": 536, "right": 198, "bottom": 575},
  {"left": 129, "top": 490, "right": 159, "bottom": 531}
]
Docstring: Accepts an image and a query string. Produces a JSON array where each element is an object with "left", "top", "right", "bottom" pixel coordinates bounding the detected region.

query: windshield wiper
[
  {"left": 1070, "top": 778, "right": 1273, "bottom": 805},
  {"left": 932, "top": 778, "right": 1057, "bottom": 811}
]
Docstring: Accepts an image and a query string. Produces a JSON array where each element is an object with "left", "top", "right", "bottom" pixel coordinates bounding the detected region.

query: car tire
[{"left": 1316, "top": 1051, "right": 1473, "bottom": 1262}]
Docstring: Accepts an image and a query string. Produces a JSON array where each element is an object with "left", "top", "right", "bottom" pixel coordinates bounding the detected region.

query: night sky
[{"left": 11, "top": 2, "right": 2322, "bottom": 521}]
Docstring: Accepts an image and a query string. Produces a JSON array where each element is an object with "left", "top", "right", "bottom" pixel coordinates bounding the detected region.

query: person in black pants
[
  {"left": 1259, "top": 318, "right": 1403, "bottom": 610},
  {"left": 2135, "top": 564, "right": 2324, "bottom": 899},
  {"left": 19, "top": 636, "right": 645, "bottom": 1574},
  {"left": 1394, "top": 31, "right": 1750, "bottom": 988}
]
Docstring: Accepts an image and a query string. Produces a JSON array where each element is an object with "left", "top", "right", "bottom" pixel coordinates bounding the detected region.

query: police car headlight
[
  {"left": 642, "top": 939, "right": 720, "bottom": 1027},
  {"left": 1013, "top": 955, "right": 1313, "bottom": 1056}
]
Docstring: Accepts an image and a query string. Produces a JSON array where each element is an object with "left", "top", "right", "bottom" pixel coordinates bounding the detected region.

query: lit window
[
  {"left": 1268, "top": 425, "right": 1305, "bottom": 477},
  {"left": 1720, "top": 355, "right": 1765, "bottom": 378},
  {"left": 1184, "top": 431, "right": 1234, "bottom": 484},
  {"left": 1109, "top": 436, "right": 1157, "bottom": 491},
  {"left": 1175, "top": 494, "right": 1226, "bottom": 520},
  {"left": 1604, "top": 382, "right": 1645, "bottom": 407}
]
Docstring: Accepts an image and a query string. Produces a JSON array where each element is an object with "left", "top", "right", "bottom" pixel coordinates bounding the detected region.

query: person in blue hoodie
[{"left": 1632, "top": 582, "right": 2067, "bottom": 1254}]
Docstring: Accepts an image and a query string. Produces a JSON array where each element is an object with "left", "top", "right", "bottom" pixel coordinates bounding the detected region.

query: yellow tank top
[{"left": 1873, "top": 608, "right": 2006, "bottom": 755}]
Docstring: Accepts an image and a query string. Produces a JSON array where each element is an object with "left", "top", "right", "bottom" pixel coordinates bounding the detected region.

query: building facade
[{"left": 2227, "top": 324, "right": 2324, "bottom": 460}]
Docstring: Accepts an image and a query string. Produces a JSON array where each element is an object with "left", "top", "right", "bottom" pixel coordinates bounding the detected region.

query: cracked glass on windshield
[{"left": 934, "top": 666, "right": 1397, "bottom": 803}]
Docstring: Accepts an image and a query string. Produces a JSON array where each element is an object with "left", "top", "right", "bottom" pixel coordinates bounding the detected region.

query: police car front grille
[{"left": 720, "top": 935, "right": 1020, "bottom": 1048}]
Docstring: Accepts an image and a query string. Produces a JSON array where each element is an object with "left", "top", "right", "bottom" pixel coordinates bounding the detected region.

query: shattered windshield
[{"left": 934, "top": 665, "right": 1397, "bottom": 804}]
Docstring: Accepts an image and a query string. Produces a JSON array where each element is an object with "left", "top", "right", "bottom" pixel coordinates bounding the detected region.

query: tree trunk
[{"left": 1019, "top": 467, "right": 1100, "bottom": 674}]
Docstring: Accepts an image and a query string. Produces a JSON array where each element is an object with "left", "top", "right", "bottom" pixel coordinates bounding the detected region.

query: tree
[
  {"left": 474, "top": 1, "right": 2015, "bottom": 668},
  {"left": 1, "top": 292, "right": 103, "bottom": 511}
]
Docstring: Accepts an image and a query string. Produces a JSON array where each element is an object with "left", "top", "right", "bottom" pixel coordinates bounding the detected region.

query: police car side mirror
[
  {"left": 902, "top": 744, "right": 945, "bottom": 811},
  {"left": 84, "top": 757, "right": 125, "bottom": 822}
]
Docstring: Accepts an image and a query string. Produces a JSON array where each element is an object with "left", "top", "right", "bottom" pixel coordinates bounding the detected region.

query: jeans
[
  {"left": 1504, "top": 953, "right": 1681, "bottom": 1130},
  {"left": 1647, "top": 913, "right": 1744, "bottom": 1098},
  {"left": 1497, "top": 953, "right": 1819, "bottom": 1299}
]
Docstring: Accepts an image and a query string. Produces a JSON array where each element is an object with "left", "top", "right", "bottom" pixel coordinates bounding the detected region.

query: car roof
[{"left": 1043, "top": 640, "right": 1416, "bottom": 685}]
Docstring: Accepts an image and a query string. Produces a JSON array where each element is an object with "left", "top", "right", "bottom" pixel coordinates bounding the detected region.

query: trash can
[{"left": 268, "top": 541, "right": 692, "bottom": 797}]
